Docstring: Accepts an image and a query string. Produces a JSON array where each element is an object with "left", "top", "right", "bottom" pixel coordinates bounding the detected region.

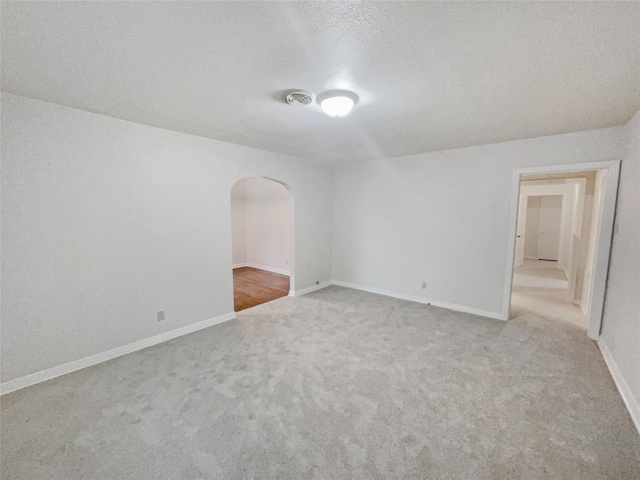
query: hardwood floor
[{"left": 233, "top": 267, "right": 290, "bottom": 312}]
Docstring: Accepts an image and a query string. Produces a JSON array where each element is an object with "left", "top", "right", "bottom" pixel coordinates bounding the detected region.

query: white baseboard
[
  {"left": 331, "top": 280, "right": 504, "bottom": 320},
  {"left": 233, "top": 263, "right": 290, "bottom": 276},
  {"left": 290, "top": 281, "right": 332, "bottom": 297},
  {"left": 598, "top": 339, "right": 640, "bottom": 435},
  {"left": 0, "top": 311, "right": 236, "bottom": 396}
]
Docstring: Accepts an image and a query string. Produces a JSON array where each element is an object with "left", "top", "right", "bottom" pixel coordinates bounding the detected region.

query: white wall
[
  {"left": 600, "top": 109, "right": 640, "bottom": 429},
  {"left": 524, "top": 196, "right": 541, "bottom": 259},
  {"left": 244, "top": 178, "right": 291, "bottom": 274},
  {"left": 230, "top": 180, "right": 247, "bottom": 266},
  {"left": 332, "top": 126, "right": 627, "bottom": 317},
  {"left": 231, "top": 177, "right": 292, "bottom": 274},
  {"left": 575, "top": 188, "right": 594, "bottom": 303},
  {"left": 0, "top": 92, "right": 332, "bottom": 383}
]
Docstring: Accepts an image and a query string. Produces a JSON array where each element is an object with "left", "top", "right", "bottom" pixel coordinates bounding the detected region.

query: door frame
[
  {"left": 501, "top": 161, "right": 620, "bottom": 339},
  {"left": 518, "top": 184, "right": 577, "bottom": 272},
  {"left": 514, "top": 193, "right": 528, "bottom": 268}
]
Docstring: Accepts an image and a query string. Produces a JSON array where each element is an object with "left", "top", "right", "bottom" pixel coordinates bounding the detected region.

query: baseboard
[
  {"left": 291, "top": 281, "right": 332, "bottom": 297},
  {"left": 331, "top": 280, "right": 504, "bottom": 320},
  {"left": 234, "top": 263, "right": 290, "bottom": 276},
  {"left": 0, "top": 311, "right": 236, "bottom": 396},
  {"left": 598, "top": 339, "right": 640, "bottom": 435}
]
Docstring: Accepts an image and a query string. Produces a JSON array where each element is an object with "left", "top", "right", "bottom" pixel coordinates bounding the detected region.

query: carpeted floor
[
  {"left": 2, "top": 287, "right": 639, "bottom": 479},
  {"left": 512, "top": 260, "right": 588, "bottom": 329},
  {"left": 513, "top": 260, "right": 568, "bottom": 289},
  {"left": 515, "top": 260, "right": 568, "bottom": 282}
]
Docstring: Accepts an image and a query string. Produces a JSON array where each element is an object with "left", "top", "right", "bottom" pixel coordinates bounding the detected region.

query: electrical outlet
[
  {"left": 157, "top": 310, "right": 165, "bottom": 322},
  {"left": 421, "top": 281, "right": 427, "bottom": 289}
]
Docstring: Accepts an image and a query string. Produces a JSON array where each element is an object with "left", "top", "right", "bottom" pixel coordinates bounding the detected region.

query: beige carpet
[
  {"left": 2, "top": 287, "right": 638, "bottom": 479},
  {"left": 515, "top": 259, "right": 568, "bottom": 281},
  {"left": 512, "top": 260, "right": 588, "bottom": 329}
]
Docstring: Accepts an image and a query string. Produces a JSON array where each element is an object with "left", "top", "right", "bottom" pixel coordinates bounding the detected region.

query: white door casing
[
  {"left": 567, "top": 180, "right": 586, "bottom": 304},
  {"left": 503, "top": 160, "right": 621, "bottom": 341},
  {"left": 581, "top": 170, "right": 608, "bottom": 315},
  {"left": 514, "top": 194, "right": 527, "bottom": 267}
]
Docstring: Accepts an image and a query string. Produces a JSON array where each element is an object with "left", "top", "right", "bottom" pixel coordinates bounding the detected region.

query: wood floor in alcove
[{"left": 233, "top": 267, "right": 290, "bottom": 312}]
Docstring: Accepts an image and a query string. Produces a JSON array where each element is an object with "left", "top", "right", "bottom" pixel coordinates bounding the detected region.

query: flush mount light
[{"left": 317, "top": 90, "right": 359, "bottom": 117}]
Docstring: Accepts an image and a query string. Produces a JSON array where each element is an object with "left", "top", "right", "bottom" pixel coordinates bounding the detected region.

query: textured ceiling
[{"left": 2, "top": 1, "right": 639, "bottom": 162}]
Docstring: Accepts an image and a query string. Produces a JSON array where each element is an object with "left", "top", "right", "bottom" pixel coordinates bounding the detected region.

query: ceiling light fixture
[{"left": 318, "top": 90, "right": 358, "bottom": 117}]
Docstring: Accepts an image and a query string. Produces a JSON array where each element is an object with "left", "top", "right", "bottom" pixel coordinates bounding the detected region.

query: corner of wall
[{"left": 598, "top": 338, "right": 640, "bottom": 434}]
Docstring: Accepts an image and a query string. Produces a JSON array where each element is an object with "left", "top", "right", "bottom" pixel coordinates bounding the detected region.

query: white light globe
[{"left": 320, "top": 96, "right": 355, "bottom": 117}]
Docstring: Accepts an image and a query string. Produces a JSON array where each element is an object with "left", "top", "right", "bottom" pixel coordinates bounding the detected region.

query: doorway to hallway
[
  {"left": 504, "top": 161, "right": 620, "bottom": 339},
  {"left": 510, "top": 174, "right": 591, "bottom": 329}
]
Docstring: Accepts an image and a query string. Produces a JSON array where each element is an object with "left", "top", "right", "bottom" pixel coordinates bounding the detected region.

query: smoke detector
[{"left": 285, "top": 91, "right": 315, "bottom": 106}]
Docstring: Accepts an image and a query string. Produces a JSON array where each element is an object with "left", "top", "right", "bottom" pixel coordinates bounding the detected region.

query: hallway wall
[
  {"left": 524, "top": 196, "right": 542, "bottom": 259},
  {"left": 600, "top": 108, "right": 640, "bottom": 430}
]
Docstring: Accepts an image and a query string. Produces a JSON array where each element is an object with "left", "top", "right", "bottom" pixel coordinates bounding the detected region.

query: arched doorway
[{"left": 230, "top": 177, "right": 293, "bottom": 311}]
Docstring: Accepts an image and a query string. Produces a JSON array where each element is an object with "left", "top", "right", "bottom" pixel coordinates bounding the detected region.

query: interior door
[
  {"left": 538, "top": 195, "right": 563, "bottom": 261},
  {"left": 514, "top": 193, "right": 527, "bottom": 267}
]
